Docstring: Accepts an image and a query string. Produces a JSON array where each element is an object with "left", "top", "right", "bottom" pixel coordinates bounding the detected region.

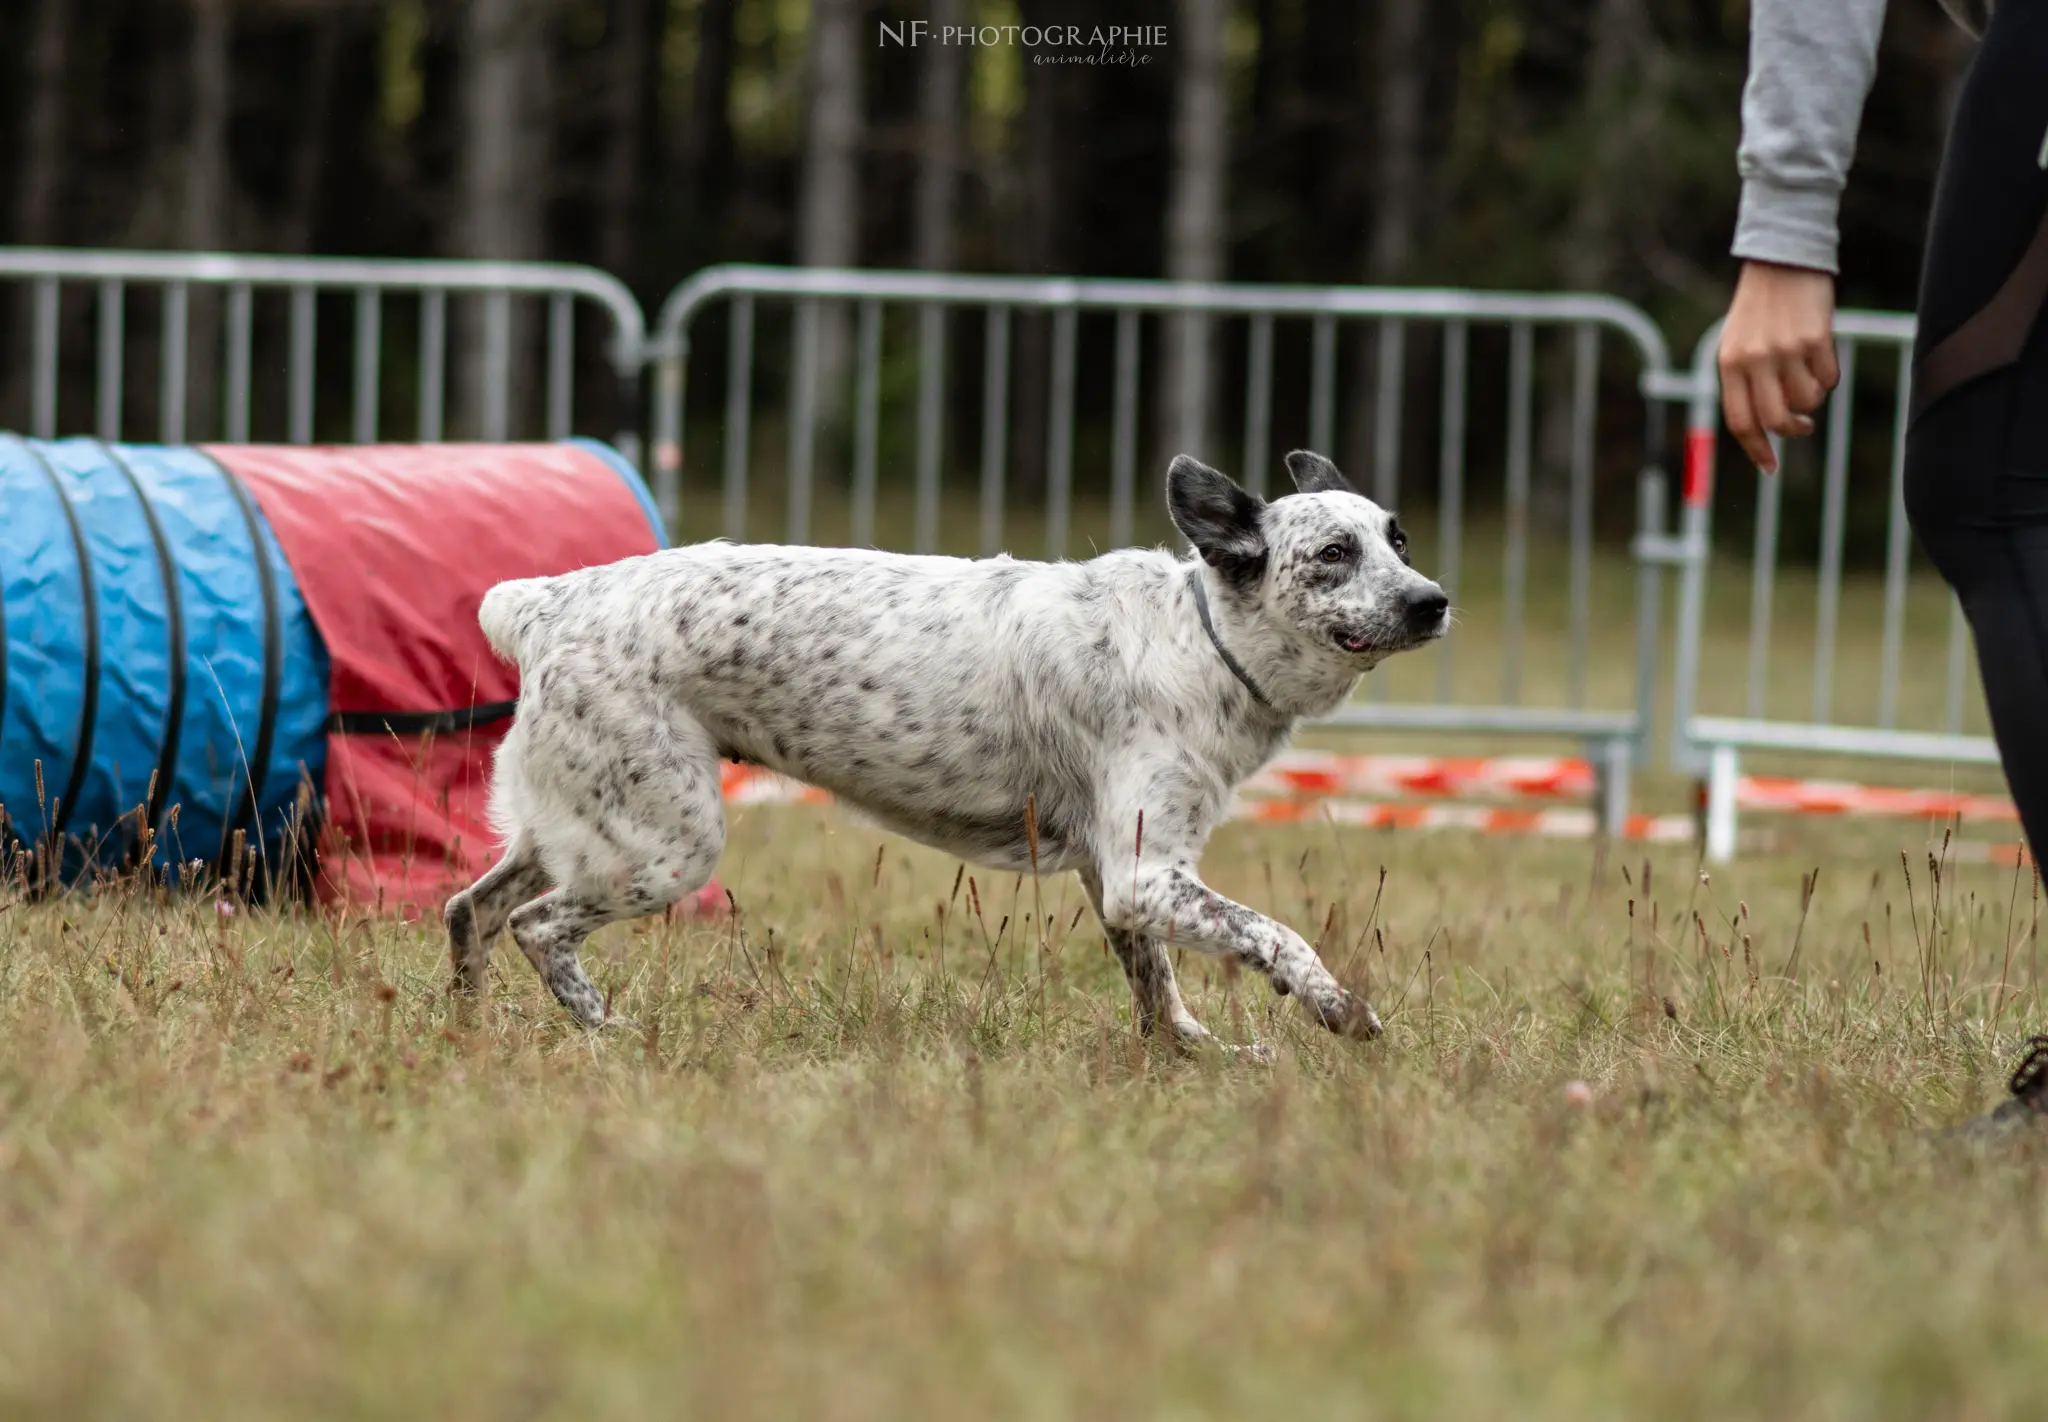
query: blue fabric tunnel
[{"left": 0, "top": 436, "right": 330, "bottom": 880}]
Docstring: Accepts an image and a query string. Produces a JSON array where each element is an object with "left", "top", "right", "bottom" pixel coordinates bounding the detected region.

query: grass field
[
  {"left": 5, "top": 800, "right": 2048, "bottom": 1419},
  {"left": 2, "top": 485, "right": 2033, "bottom": 1416}
]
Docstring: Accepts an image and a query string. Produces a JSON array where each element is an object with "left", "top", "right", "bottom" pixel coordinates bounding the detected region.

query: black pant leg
[
  {"left": 1912, "top": 518, "right": 2048, "bottom": 857},
  {"left": 1903, "top": 1, "right": 2048, "bottom": 859}
]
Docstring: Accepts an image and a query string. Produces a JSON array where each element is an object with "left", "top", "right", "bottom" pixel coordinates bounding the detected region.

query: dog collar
[{"left": 1187, "top": 568, "right": 1276, "bottom": 712}]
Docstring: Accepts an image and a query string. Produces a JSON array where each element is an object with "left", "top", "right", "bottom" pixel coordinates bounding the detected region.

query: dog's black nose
[{"left": 1404, "top": 584, "right": 1449, "bottom": 631}]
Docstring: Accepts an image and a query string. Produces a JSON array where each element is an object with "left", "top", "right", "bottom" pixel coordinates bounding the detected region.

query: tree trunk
[
  {"left": 1367, "top": 0, "right": 1425, "bottom": 286},
  {"left": 797, "top": 0, "right": 862, "bottom": 271},
  {"left": 682, "top": 0, "right": 736, "bottom": 263},
  {"left": 798, "top": 0, "right": 862, "bottom": 436},
  {"left": 281, "top": 12, "right": 344, "bottom": 255},
  {"left": 1159, "top": 0, "right": 1229, "bottom": 465},
  {"left": 183, "top": 0, "right": 231, "bottom": 439},
  {"left": 183, "top": 0, "right": 230, "bottom": 251},
  {"left": 913, "top": 0, "right": 963, "bottom": 273},
  {"left": 17, "top": 0, "right": 69, "bottom": 246},
  {"left": 1247, "top": 0, "right": 1288, "bottom": 141},
  {"left": 1558, "top": 0, "right": 1649, "bottom": 294},
  {"left": 1343, "top": 0, "right": 1424, "bottom": 483},
  {"left": 455, "top": 0, "right": 551, "bottom": 438},
  {"left": 120, "top": 4, "right": 188, "bottom": 248},
  {"left": 1007, "top": 0, "right": 1066, "bottom": 497},
  {"left": 597, "top": 0, "right": 655, "bottom": 448},
  {"left": 9, "top": 0, "right": 68, "bottom": 427},
  {"left": 598, "top": 0, "right": 652, "bottom": 287},
  {"left": 1536, "top": 0, "right": 1655, "bottom": 531}
]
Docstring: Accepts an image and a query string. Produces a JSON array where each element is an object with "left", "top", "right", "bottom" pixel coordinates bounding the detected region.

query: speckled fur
[{"left": 446, "top": 450, "right": 1448, "bottom": 1044}]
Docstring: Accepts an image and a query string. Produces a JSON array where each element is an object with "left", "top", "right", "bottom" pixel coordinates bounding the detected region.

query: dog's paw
[
  {"left": 1308, "top": 989, "right": 1383, "bottom": 1041},
  {"left": 1163, "top": 1019, "right": 1275, "bottom": 1066}
]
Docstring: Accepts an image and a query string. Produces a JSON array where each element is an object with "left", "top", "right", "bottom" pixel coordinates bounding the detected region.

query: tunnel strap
[
  {"left": 328, "top": 700, "right": 519, "bottom": 737},
  {"left": 197, "top": 451, "right": 286, "bottom": 864},
  {"left": 98, "top": 442, "right": 187, "bottom": 845}
]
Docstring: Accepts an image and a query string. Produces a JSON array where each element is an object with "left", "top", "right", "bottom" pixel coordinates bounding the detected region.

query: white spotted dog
[{"left": 446, "top": 449, "right": 1449, "bottom": 1048}]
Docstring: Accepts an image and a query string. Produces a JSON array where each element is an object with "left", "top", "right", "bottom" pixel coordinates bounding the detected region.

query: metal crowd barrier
[
  {"left": 0, "top": 248, "right": 646, "bottom": 462},
  {"left": 648, "top": 265, "right": 1678, "bottom": 827},
  {"left": 1668, "top": 313, "right": 1999, "bottom": 861},
  {"left": 14, "top": 246, "right": 1993, "bottom": 859}
]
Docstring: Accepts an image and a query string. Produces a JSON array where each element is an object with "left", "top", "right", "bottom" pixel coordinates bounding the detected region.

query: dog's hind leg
[
  {"left": 507, "top": 886, "right": 639, "bottom": 1027},
  {"left": 508, "top": 836, "right": 720, "bottom": 1027},
  {"left": 509, "top": 724, "right": 727, "bottom": 1028},
  {"left": 1078, "top": 867, "right": 1214, "bottom": 1049},
  {"left": 445, "top": 833, "right": 553, "bottom": 996}
]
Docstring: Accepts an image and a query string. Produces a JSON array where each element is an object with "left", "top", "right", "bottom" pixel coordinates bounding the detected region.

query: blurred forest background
[
  {"left": 0, "top": 0, "right": 1968, "bottom": 332},
  {"left": 0, "top": 0, "right": 1973, "bottom": 535}
]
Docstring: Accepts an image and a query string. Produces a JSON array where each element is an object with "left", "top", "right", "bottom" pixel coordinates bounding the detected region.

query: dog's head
[{"left": 1167, "top": 450, "right": 1449, "bottom": 669}]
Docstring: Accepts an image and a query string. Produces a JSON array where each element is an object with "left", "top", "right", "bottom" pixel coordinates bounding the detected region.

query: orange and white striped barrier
[
  {"left": 718, "top": 755, "right": 2024, "bottom": 852},
  {"left": 720, "top": 760, "right": 830, "bottom": 806},
  {"left": 1246, "top": 750, "right": 1594, "bottom": 801},
  {"left": 1949, "top": 841, "right": 2034, "bottom": 868},
  {"left": 712, "top": 770, "right": 1687, "bottom": 848},
  {"left": 720, "top": 756, "right": 1603, "bottom": 812},
  {"left": 1229, "top": 795, "right": 1694, "bottom": 843},
  {"left": 1728, "top": 775, "right": 2018, "bottom": 824},
  {"left": 1258, "top": 753, "right": 2021, "bottom": 825}
]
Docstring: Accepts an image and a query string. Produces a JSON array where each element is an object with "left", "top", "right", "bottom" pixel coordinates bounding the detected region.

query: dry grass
[
  {"left": 5, "top": 804, "right": 2048, "bottom": 1419},
  {"left": 0, "top": 507, "right": 2030, "bottom": 1416}
]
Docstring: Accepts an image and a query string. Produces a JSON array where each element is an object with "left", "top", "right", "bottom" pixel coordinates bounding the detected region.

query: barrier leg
[
  {"left": 652, "top": 355, "right": 682, "bottom": 534},
  {"left": 1594, "top": 735, "right": 1632, "bottom": 838},
  {"left": 1704, "top": 743, "right": 1739, "bottom": 863}
]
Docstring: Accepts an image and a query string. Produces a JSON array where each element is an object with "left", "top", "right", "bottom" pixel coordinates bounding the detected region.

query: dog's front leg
[
  {"left": 1077, "top": 866, "right": 1214, "bottom": 1048},
  {"left": 1097, "top": 861, "right": 1382, "bottom": 1041}
]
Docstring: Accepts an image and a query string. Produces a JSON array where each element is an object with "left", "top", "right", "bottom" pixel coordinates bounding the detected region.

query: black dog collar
[{"left": 1187, "top": 567, "right": 1276, "bottom": 712}]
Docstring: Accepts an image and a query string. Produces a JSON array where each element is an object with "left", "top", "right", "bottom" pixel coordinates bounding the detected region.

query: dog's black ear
[
  {"left": 1284, "top": 449, "right": 1360, "bottom": 496},
  {"left": 1167, "top": 455, "right": 1266, "bottom": 579}
]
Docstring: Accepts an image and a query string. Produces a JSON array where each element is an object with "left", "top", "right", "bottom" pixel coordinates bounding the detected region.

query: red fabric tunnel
[{"left": 217, "top": 442, "right": 665, "bottom": 918}]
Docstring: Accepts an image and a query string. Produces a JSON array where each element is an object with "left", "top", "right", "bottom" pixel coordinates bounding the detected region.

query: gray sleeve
[{"left": 1733, "top": 0, "right": 1888, "bottom": 273}]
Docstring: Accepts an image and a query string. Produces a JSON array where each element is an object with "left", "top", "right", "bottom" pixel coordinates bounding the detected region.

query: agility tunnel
[{"left": 0, "top": 436, "right": 664, "bottom": 913}]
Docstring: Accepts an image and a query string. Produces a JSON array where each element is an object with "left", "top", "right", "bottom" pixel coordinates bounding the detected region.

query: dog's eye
[
  {"left": 1391, "top": 532, "right": 1407, "bottom": 556},
  {"left": 1317, "top": 543, "right": 1347, "bottom": 565}
]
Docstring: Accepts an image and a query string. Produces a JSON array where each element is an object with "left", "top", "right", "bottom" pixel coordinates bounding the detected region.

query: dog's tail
[{"left": 477, "top": 575, "right": 555, "bottom": 666}]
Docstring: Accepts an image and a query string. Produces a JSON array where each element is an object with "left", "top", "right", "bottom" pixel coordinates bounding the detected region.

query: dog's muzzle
[
  {"left": 1403, "top": 584, "right": 1450, "bottom": 639},
  {"left": 1330, "top": 584, "right": 1449, "bottom": 656}
]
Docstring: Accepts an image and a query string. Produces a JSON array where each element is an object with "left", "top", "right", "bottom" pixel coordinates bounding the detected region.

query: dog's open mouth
[{"left": 1332, "top": 620, "right": 1446, "bottom": 656}]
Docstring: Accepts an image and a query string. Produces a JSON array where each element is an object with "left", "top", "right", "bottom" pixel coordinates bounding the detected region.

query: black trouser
[{"left": 1903, "top": 0, "right": 2048, "bottom": 858}]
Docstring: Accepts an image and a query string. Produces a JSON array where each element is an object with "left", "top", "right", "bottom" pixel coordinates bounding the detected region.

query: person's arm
[{"left": 1719, "top": 0, "right": 1887, "bottom": 472}]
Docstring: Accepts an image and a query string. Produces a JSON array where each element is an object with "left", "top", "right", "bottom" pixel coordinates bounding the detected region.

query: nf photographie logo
[{"left": 878, "top": 21, "right": 1168, "bottom": 65}]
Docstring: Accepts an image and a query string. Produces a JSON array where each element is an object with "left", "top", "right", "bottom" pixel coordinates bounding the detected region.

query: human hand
[{"left": 1717, "top": 261, "right": 1840, "bottom": 474}]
